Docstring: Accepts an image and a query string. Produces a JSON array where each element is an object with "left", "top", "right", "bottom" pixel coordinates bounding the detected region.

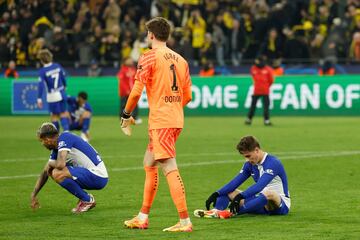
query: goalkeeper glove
[
  {"left": 205, "top": 192, "right": 219, "bottom": 210},
  {"left": 229, "top": 193, "right": 244, "bottom": 214},
  {"left": 120, "top": 110, "right": 135, "bottom": 136}
]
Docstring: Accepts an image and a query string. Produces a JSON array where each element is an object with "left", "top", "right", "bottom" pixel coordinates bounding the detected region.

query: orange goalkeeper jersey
[{"left": 135, "top": 46, "right": 192, "bottom": 130}]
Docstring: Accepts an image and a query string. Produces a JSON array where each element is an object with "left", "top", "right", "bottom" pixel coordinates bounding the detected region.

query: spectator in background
[
  {"left": 349, "top": 32, "right": 360, "bottom": 61},
  {"left": 231, "top": 18, "right": 246, "bottom": 66},
  {"left": 87, "top": 59, "right": 102, "bottom": 77},
  {"left": 199, "top": 60, "right": 215, "bottom": 77},
  {"left": 212, "top": 15, "right": 226, "bottom": 66},
  {"left": 245, "top": 56, "right": 274, "bottom": 126},
  {"left": 0, "top": 35, "right": 10, "bottom": 66},
  {"left": 4, "top": 60, "right": 19, "bottom": 78},
  {"left": 199, "top": 33, "right": 215, "bottom": 64},
  {"left": 103, "top": 0, "right": 121, "bottom": 33},
  {"left": 318, "top": 59, "right": 335, "bottom": 75},
  {"left": 187, "top": 9, "right": 206, "bottom": 64},
  {"left": 272, "top": 58, "right": 284, "bottom": 76},
  {"left": 117, "top": 57, "right": 141, "bottom": 124},
  {"left": 259, "top": 28, "right": 282, "bottom": 63}
]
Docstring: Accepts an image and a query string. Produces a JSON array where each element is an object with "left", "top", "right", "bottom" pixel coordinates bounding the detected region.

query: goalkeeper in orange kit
[{"left": 120, "top": 17, "right": 193, "bottom": 232}]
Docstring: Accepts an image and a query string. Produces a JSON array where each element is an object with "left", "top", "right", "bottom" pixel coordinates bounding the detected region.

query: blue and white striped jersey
[
  {"left": 49, "top": 132, "right": 108, "bottom": 178},
  {"left": 37, "top": 62, "right": 67, "bottom": 103},
  {"left": 218, "top": 153, "right": 290, "bottom": 208}
]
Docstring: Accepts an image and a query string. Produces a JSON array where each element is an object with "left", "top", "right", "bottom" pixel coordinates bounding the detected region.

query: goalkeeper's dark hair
[
  {"left": 145, "top": 17, "right": 171, "bottom": 42},
  {"left": 78, "top": 91, "right": 88, "bottom": 100},
  {"left": 37, "top": 122, "right": 59, "bottom": 139},
  {"left": 236, "top": 136, "right": 261, "bottom": 153}
]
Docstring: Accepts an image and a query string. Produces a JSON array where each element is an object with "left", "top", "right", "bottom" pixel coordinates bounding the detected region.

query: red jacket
[
  {"left": 250, "top": 65, "right": 274, "bottom": 95},
  {"left": 117, "top": 65, "right": 136, "bottom": 97}
]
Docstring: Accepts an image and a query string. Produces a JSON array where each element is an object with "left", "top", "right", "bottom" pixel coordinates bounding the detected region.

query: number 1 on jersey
[{"left": 170, "top": 64, "right": 178, "bottom": 92}]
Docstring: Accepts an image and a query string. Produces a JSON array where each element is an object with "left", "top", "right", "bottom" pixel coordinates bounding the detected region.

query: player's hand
[
  {"left": 120, "top": 111, "right": 135, "bottom": 136},
  {"left": 37, "top": 99, "right": 43, "bottom": 109},
  {"left": 205, "top": 192, "right": 219, "bottom": 210},
  {"left": 30, "top": 194, "right": 40, "bottom": 211},
  {"left": 229, "top": 193, "right": 244, "bottom": 214}
]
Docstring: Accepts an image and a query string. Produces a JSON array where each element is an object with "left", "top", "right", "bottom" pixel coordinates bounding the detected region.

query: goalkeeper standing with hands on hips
[{"left": 120, "top": 17, "right": 193, "bottom": 232}]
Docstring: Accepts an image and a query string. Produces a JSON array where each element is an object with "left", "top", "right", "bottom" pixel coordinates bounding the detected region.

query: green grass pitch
[{"left": 0, "top": 116, "right": 359, "bottom": 240}]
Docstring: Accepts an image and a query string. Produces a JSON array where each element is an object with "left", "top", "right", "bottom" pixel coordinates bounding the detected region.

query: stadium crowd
[{"left": 1, "top": 0, "right": 360, "bottom": 71}]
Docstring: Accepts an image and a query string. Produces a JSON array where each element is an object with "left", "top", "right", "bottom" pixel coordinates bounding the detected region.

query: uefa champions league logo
[{"left": 21, "top": 84, "right": 38, "bottom": 110}]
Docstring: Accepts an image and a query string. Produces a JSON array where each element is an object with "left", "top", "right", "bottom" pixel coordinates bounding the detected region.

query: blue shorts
[
  {"left": 48, "top": 100, "right": 66, "bottom": 115},
  {"left": 243, "top": 196, "right": 289, "bottom": 215},
  {"left": 67, "top": 166, "right": 108, "bottom": 190}
]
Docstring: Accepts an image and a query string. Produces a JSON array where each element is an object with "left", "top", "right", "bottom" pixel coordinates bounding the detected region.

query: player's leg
[
  {"left": 51, "top": 167, "right": 91, "bottom": 201},
  {"left": 159, "top": 157, "right": 192, "bottom": 232},
  {"left": 262, "top": 95, "right": 271, "bottom": 125},
  {"left": 52, "top": 167, "right": 108, "bottom": 213},
  {"left": 53, "top": 99, "right": 69, "bottom": 131},
  {"left": 246, "top": 95, "right": 259, "bottom": 124},
  {"left": 262, "top": 190, "right": 289, "bottom": 215},
  {"left": 156, "top": 129, "right": 192, "bottom": 232},
  {"left": 48, "top": 102, "right": 60, "bottom": 130},
  {"left": 124, "top": 142, "right": 157, "bottom": 229},
  {"left": 80, "top": 111, "right": 91, "bottom": 141},
  {"left": 50, "top": 113, "right": 60, "bottom": 130}
]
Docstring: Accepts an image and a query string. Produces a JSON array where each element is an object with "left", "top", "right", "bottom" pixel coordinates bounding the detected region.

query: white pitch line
[
  {"left": 0, "top": 151, "right": 359, "bottom": 180},
  {"left": 1, "top": 150, "right": 357, "bottom": 163}
]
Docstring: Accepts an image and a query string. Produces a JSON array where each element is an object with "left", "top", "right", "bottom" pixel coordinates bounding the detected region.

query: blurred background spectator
[
  {"left": 4, "top": 60, "right": 19, "bottom": 78},
  {"left": 0, "top": 0, "right": 360, "bottom": 73}
]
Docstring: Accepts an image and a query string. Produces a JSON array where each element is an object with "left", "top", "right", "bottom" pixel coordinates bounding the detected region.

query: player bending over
[
  {"left": 37, "top": 49, "right": 70, "bottom": 131},
  {"left": 195, "top": 135, "right": 290, "bottom": 219},
  {"left": 30, "top": 122, "right": 108, "bottom": 213},
  {"left": 67, "top": 91, "right": 92, "bottom": 142}
]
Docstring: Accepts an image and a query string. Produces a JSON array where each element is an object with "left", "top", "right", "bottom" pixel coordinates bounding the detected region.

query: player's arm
[
  {"left": 30, "top": 162, "right": 53, "bottom": 210},
  {"left": 55, "top": 150, "right": 68, "bottom": 170},
  {"left": 182, "top": 63, "right": 192, "bottom": 107},
  {"left": 217, "top": 169, "right": 251, "bottom": 196},
  {"left": 120, "top": 80, "right": 144, "bottom": 136},
  {"left": 229, "top": 170, "right": 276, "bottom": 214},
  {"left": 124, "top": 80, "right": 144, "bottom": 113},
  {"left": 37, "top": 75, "right": 45, "bottom": 108},
  {"left": 205, "top": 163, "right": 251, "bottom": 210},
  {"left": 61, "top": 66, "right": 67, "bottom": 89},
  {"left": 240, "top": 173, "right": 275, "bottom": 199}
]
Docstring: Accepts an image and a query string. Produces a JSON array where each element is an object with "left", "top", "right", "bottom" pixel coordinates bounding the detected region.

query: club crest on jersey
[
  {"left": 265, "top": 169, "right": 274, "bottom": 175},
  {"left": 58, "top": 141, "right": 66, "bottom": 148}
]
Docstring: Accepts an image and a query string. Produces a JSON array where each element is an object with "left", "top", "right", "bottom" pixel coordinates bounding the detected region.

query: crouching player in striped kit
[
  {"left": 31, "top": 122, "right": 108, "bottom": 213},
  {"left": 195, "top": 136, "right": 290, "bottom": 219},
  {"left": 120, "top": 17, "right": 193, "bottom": 232}
]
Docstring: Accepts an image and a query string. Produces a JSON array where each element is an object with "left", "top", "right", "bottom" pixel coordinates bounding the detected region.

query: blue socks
[
  {"left": 82, "top": 118, "right": 90, "bottom": 133},
  {"left": 52, "top": 121, "right": 60, "bottom": 130},
  {"left": 59, "top": 178, "right": 90, "bottom": 202},
  {"left": 60, "top": 117, "right": 69, "bottom": 131},
  {"left": 215, "top": 195, "right": 230, "bottom": 210},
  {"left": 238, "top": 193, "right": 268, "bottom": 214}
]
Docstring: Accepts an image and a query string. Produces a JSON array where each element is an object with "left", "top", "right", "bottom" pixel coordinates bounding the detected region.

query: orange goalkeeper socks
[
  {"left": 166, "top": 169, "right": 189, "bottom": 219},
  {"left": 140, "top": 166, "right": 159, "bottom": 214}
]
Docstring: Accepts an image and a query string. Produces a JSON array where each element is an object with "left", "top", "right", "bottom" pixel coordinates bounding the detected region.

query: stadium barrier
[{"left": 0, "top": 76, "right": 359, "bottom": 116}]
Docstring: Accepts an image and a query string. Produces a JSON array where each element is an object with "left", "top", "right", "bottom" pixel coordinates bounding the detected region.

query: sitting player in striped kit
[{"left": 195, "top": 135, "right": 290, "bottom": 219}]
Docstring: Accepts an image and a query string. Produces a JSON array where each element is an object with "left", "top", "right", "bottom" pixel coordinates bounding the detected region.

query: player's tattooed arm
[
  {"left": 55, "top": 151, "right": 68, "bottom": 170},
  {"left": 30, "top": 163, "right": 50, "bottom": 210}
]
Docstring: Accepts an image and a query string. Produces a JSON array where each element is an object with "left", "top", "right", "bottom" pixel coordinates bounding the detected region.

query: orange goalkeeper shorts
[{"left": 147, "top": 128, "right": 182, "bottom": 160}]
